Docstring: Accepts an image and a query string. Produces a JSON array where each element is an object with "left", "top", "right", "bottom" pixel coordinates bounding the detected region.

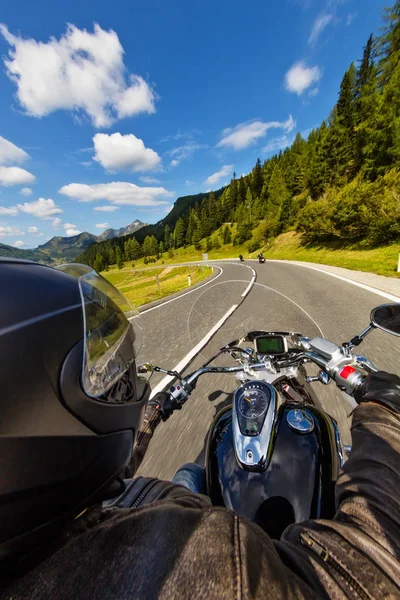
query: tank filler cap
[{"left": 287, "top": 409, "right": 314, "bottom": 434}]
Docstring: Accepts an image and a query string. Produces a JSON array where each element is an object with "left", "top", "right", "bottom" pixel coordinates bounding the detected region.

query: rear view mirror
[
  {"left": 371, "top": 304, "right": 400, "bottom": 337},
  {"left": 137, "top": 363, "right": 154, "bottom": 381}
]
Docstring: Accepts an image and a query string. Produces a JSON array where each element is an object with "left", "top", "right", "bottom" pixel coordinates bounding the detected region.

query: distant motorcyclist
[
  {"left": 239, "top": 254, "right": 244, "bottom": 261},
  {"left": 258, "top": 252, "right": 265, "bottom": 263},
  {"left": 1, "top": 258, "right": 399, "bottom": 599}
]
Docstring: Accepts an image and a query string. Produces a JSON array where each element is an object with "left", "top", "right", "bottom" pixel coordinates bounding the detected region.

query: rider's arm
[{"left": 279, "top": 373, "right": 400, "bottom": 598}]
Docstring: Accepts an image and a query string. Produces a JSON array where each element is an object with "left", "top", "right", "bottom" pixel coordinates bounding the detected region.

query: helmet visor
[{"left": 57, "top": 264, "right": 142, "bottom": 397}]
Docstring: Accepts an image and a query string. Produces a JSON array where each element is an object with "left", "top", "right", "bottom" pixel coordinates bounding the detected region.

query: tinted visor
[{"left": 57, "top": 264, "right": 142, "bottom": 397}]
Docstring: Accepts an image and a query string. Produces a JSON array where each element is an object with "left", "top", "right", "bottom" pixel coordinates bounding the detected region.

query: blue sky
[{"left": 0, "top": 0, "right": 385, "bottom": 248}]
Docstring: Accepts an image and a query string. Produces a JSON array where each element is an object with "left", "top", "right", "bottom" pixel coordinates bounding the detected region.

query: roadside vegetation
[
  {"left": 101, "top": 265, "right": 212, "bottom": 309},
  {"left": 78, "top": 2, "right": 400, "bottom": 279}
]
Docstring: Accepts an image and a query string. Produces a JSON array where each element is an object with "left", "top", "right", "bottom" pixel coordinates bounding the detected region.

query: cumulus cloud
[
  {"left": 59, "top": 181, "right": 173, "bottom": 207},
  {"left": 0, "top": 206, "right": 18, "bottom": 216},
  {"left": 204, "top": 165, "right": 233, "bottom": 186},
  {"left": 309, "top": 14, "right": 333, "bottom": 45},
  {"left": 139, "top": 176, "right": 162, "bottom": 184},
  {"left": 0, "top": 166, "right": 35, "bottom": 186},
  {"left": 63, "top": 222, "right": 81, "bottom": 236},
  {"left": 20, "top": 187, "right": 33, "bottom": 196},
  {"left": 285, "top": 62, "right": 322, "bottom": 95},
  {"left": 0, "top": 23, "right": 156, "bottom": 127},
  {"left": 93, "top": 133, "right": 161, "bottom": 172},
  {"left": 0, "top": 226, "right": 24, "bottom": 237},
  {"left": 0, "top": 136, "right": 29, "bottom": 164},
  {"left": 93, "top": 205, "right": 119, "bottom": 212},
  {"left": 17, "top": 198, "right": 63, "bottom": 219},
  {"left": 167, "top": 142, "right": 206, "bottom": 167},
  {"left": 13, "top": 240, "right": 26, "bottom": 247},
  {"left": 28, "top": 226, "right": 38, "bottom": 233},
  {"left": 217, "top": 116, "right": 295, "bottom": 151},
  {"left": 95, "top": 222, "right": 109, "bottom": 228},
  {"left": 52, "top": 217, "right": 62, "bottom": 228}
]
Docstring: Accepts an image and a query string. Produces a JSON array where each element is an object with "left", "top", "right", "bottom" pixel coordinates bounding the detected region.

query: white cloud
[
  {"left": 65, "top": 228, "right": 81, "bottom": 236},
  {"left": 0, "top": 206, "right": 18, "bottom": 216},
  {"left": 0, "top": 166, "right": 35, "bottom": 186},
  {"left": 28, "top": 226, "right": 38, "bottom": 233},
  {"left": 346, "top": 12, "right": 356, "bottom": 26},
  {"left": 20, "top": 187, "right": 33, "bottom": 196},
  {"left": 93, "top": 205, "right": 119, "bottom": 212},
  {"left": 139, "top": 176, "right": 162, "bottom": 184},
  {"left": 217, "top": 116, "right": 295, "bottom": 151},
  {"left": 13, "top": 240, "right": 26, "bottom": 247},
  {"left": 0, "top": 23, "right": 156, "bottom": 127},
  {"left": 185, "top": 179, "right": 195, "bottom": 186},
  {"left": 59, "top": 181, "right": 173, "bottom": 206},
  {"left": 93, "top": 132, "right": 161, "bottom": 172},
  {"left": 52, "top": 217, "right": 62, "bottom": 228},
  {"left": 0, "top": 136, "right": 28, "bottom": 165},
  {"left": 263, "top": 134, "right": 295, "bottom": 154},
  {"left": 17, "top": 198, "right": 63, "bottom": 219},
  {"left": 167, "top": 142, "right": 206, "bottom": 167},
  {"left": 0, "top": 226, "right": 24, "bottom": 237},
  {"left": 80, "top": 161, "right": 93, "bottom": 168},
  {"left": 95, "top": 222, "right": 109, "bottom": 228},
  {"left": 204, "top": 165, "right": 233, "bottom": 186},
  {"left": 284, "top": 62, "right": 322, "bottom": 95},
  {"left": 309, "top": 14, "right": 333, "bottom": 46},
  {"left": 64, "top": 222, "right": 76, "bottom": 229}
]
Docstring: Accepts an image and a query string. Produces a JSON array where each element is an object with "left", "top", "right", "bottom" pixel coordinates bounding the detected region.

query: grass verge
[
  {"left": 260, "top": 232, "right": 400, "bottom": 278},
  {"left": 102, "top": 264, "right": 213, "bottom": 309}
]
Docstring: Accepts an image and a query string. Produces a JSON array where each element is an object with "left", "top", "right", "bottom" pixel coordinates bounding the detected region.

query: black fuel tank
[{"left": 206, "top": 404, "right": 340, "bottom": 537}]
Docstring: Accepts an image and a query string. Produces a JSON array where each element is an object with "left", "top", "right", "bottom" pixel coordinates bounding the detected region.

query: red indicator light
[
  {"left": 340, "top": 366, "right": 356, "bottom": 379},
  {"left": 177, "top": 385, "right": 181, "bottom": 390}
]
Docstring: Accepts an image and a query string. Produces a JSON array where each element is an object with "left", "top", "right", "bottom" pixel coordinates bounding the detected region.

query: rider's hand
[
  {"left": 148, "top": 391, "right": 183, "bottom": 421},
  {"left": 354, "top": 370, "right": 400, "bottom": 414}
]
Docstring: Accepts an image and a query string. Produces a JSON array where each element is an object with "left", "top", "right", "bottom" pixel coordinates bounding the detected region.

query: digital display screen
[{"left": 255, "top": 335, "right": 285, "bottom": 355}]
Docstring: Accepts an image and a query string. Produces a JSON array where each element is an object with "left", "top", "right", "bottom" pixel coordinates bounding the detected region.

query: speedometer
[{"left": 238, "top": 386, "right": 269, "bottom": 419}]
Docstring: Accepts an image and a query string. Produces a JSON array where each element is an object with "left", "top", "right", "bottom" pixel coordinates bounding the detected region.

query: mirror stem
[{"left": 349, "top": 323, "right": 375, "bottom": 347}]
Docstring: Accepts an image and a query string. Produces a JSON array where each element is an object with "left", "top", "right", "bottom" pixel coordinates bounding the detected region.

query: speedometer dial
[{"left": 238, "top": 387, "right": 269, "bottom": 419}]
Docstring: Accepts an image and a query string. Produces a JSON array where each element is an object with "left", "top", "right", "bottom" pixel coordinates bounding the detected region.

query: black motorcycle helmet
[{"left": 0, "top": 259, "right": 149, "bottom": 560}]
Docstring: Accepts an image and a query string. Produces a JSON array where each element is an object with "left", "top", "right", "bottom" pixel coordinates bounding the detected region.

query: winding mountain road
[{"left": 136, "top": 260, "right": 400, "bottom": 480}]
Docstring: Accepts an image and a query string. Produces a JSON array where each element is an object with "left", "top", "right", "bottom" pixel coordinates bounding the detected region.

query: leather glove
[
  {"left": 148, "top": 391, "right": 183, "bottom": 421},
  {"left": 125, "top": 392, "right": 182, "bottom": 477},
  {"left": 354, "top": 370, "right": 400, "bottom": 414}
]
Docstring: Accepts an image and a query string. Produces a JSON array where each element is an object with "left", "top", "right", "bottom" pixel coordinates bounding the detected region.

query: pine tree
[
  {"left": 130, "top": 237, "right": 142, "bottom": 259},
  {"left": 116, "top": 247, "right": 124, "bottom": 270},
  {"left": 223, "top": 225, "right": 232, "bottom": 244},
  {"left": 149, "top": 235, "right": 159, "bottom": 255},
  {"left": 174, "top": 218, "right": 185, "bottom": 248},
  {"left": 206, "top": 237, "right": 212, "bottom": 252},
  {"left": 108, "top": 247, "right": 116, "bottom": 265},
  {"left": 252, "top": 158, "right": 264, "bottom": 199},
  {"left": 159, "top": 240, "right": 165, "bottom": 253},
  {"left": 267, "top": 165, "right": 289, "bottom": 234},
  {"left": 94, "top": 254, "right": 104, "bottom": 273},
  {"left": 238, "top": 177, "right": 246, "bottom": 205},
  {"left": 164, "top": 224, "right": 172, "bottom": 248},
  {"left": 246, "top": 186, "right": 253, "bottom": 223},
  {"left": 142, "top": 236, "right": 152, "bottom": 256}
]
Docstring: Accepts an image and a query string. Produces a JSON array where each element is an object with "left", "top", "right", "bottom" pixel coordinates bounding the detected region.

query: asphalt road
[{"left": 136, "top": 260, "right": 400, "bottom": 480}]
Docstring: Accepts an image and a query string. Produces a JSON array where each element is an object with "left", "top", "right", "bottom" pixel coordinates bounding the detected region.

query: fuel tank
[{"left": 206, "top": 403, "right": 341, "bottom": 537}]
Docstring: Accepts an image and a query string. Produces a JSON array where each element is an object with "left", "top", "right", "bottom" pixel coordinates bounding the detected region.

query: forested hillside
[{"left": 78, "top": 1, "right": 400, "bottom": 270}]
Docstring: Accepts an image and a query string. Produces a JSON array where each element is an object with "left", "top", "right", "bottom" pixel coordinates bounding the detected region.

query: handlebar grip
[{"left": 333, "top": 365, "right": 365, "bottom": 396}]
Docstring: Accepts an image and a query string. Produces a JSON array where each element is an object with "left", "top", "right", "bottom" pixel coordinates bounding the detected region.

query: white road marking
[
  {"left": 241, "top": 274, "right": 255, "bottom": 297},
  {"left": 129, "top": 266, "right": 223, "bottom": 318},
  {"left": 264, "top": 260, "right": 400, "bottom": 303},
  {"left": 150, "top": 303, "right": 239, "bottom": 398}
]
